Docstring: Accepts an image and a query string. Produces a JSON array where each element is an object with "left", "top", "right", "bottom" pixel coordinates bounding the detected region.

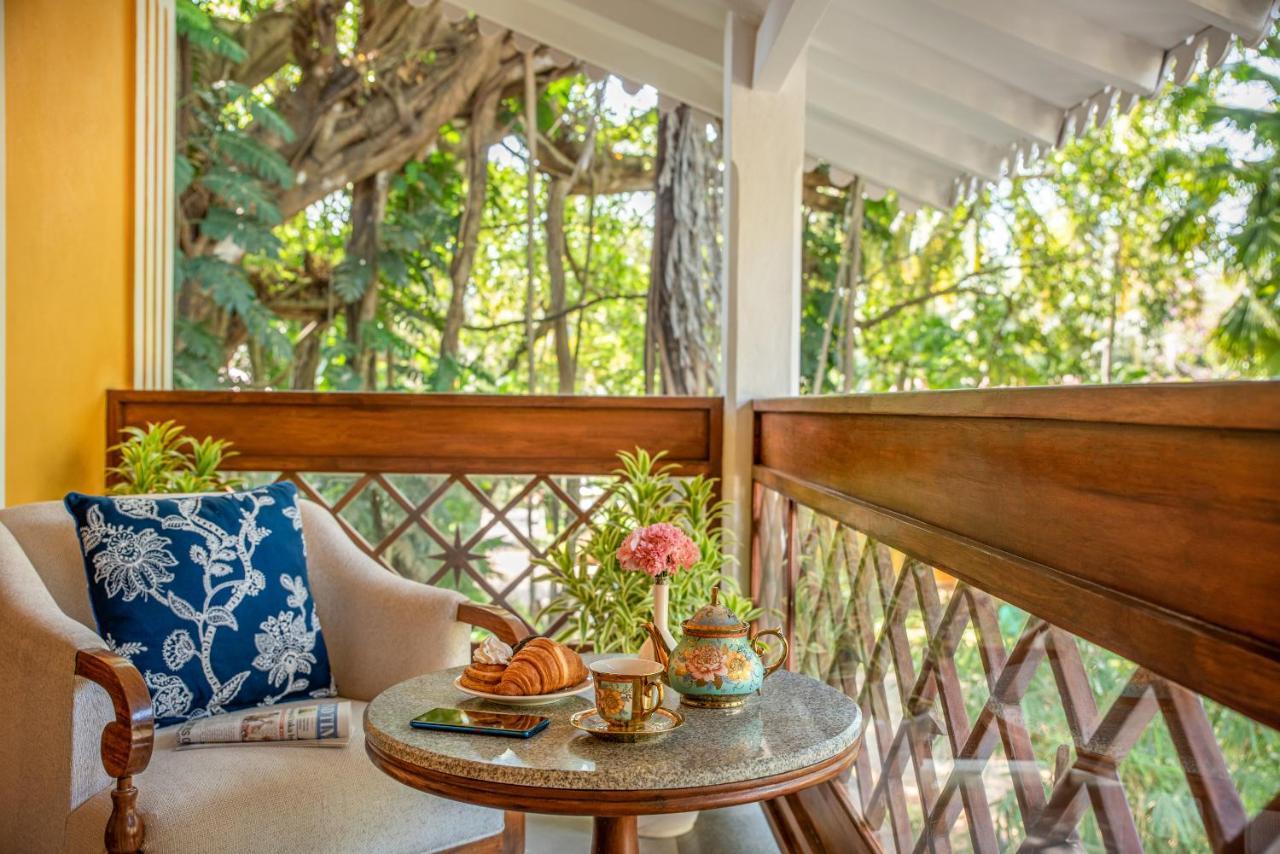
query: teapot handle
[{"left": 750, "top": 627, "right": 789, "bottom": 679}]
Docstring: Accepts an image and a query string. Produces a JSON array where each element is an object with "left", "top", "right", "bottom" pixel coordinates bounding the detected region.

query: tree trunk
[
  {"left": 647, "top": 105, "right": 721, "bottom": 396},
  {"left": 523, "top": 49, "right": 539, "bottom": 394},
  {"left": 546, "top": 177, "right": 575, "bottom": 393},
  {"left": 811, "top": 181, "right": 863, "bottom": 394},
  {"left": 438, "top": 81, "right": 501, "bottom": 389},
  {"left": 838, "top": 177, "right": 865, "bottom": 393},
  {"left": 344, "top": 171, "right": 390, "bottom": 389},
  {"left": 291, "top": 321, "right": 327, "bottom": 389}
]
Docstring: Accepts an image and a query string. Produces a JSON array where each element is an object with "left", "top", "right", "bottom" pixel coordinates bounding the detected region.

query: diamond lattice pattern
[
  {"left": 756, "top": 490, "right": 1280, "bottom": 853},
  {"left": 261, "top": 471, "right": 616, "bottom": 631}
]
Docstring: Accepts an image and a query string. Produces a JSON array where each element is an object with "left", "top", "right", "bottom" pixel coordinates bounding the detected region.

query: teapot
[{"left": 644, "top": 586, "right": 788, "bottom": 708}]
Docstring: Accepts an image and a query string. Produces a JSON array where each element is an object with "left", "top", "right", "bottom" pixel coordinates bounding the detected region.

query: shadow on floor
[{"left": 526, "top": 804, "right": 781, "bottom": 854}]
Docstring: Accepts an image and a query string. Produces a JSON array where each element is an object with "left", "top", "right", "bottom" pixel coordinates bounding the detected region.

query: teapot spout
[{"left": 643, "top": 621, "right": 672, "bottom": 670}]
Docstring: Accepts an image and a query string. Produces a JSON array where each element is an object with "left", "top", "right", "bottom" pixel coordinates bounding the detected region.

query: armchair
[{"left": 0, "top": 498, "right": 530, "bottom": 854}]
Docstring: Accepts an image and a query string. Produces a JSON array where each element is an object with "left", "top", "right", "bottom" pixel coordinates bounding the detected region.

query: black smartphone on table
[{"left": 411, "top": 707, "right": 550, "bottom": 738}]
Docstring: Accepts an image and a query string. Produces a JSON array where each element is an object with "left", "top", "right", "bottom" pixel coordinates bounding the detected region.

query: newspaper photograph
[{"left": 175, "top": 700, "right": 351, "bottom": 749}]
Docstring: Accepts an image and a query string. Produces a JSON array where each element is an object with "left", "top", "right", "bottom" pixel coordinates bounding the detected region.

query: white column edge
[
  {"left": 134, "top": 0, "right": 176, "bottom": 390},
  {"left": 0, "top": 0, "right": 7, "bottom": 507}
]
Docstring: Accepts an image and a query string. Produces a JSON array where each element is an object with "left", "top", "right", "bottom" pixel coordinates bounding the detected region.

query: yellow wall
[{"left": 6, "top": 0, "right": 134, "bottom": 504}]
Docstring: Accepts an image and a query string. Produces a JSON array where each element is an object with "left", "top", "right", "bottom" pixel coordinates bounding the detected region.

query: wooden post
[{"left": 720, "top": 11, "right": 806, "bottom": 582}]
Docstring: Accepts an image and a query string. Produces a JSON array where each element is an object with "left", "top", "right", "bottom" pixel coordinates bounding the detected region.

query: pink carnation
[{"left": 617, "top": 523, "right": 700, "bottom": 579}]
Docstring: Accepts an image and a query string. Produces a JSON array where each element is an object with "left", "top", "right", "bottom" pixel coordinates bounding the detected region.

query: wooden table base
[
  {"left": 591, "top": 815, "right": 639, "bottom": 854},
  {"left": 761, "top": 779, "right": 882, "bottom": 853}
]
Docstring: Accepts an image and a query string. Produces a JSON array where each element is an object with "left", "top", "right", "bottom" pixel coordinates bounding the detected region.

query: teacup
[{"left": 590, "top": 657, "right": 664, "bottom": 730}]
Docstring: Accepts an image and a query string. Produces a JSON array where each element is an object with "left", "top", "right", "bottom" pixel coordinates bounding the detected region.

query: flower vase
[
  {"left": 636, "top": 580, "right": 699, "bottom": 839},
  {"left": 638, "top": 580, "right": 677, "bottom": 663}
]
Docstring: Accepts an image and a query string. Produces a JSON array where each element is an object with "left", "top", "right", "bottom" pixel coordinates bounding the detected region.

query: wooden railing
[
  {"left": 749, "top": 382, "right": 1280, "bottom": 852},
  {"left": 107, "top": 390, "right": 721, "bottom": 632}
]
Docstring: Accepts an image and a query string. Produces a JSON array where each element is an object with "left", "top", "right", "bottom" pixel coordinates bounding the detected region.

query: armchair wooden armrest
[
  {"left": 75, "top": 648, "right": 154, "bottom": 854},
  {"left": 456, "top": 602, "right": 533, "bottom": 646}
]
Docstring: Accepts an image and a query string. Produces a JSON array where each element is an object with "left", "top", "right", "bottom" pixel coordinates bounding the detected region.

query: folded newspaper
[{"left": 175, "top": 700, "right": 351, "bottom": 749}]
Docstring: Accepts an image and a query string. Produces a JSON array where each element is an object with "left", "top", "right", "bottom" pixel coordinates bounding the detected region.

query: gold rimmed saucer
[{"left": 569, "top": 707, "right": 684, "bottom": 742}]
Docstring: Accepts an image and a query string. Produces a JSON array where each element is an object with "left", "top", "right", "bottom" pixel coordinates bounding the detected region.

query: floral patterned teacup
[{"left": 590, "top": 657, "right": 665, "bottom": 730}]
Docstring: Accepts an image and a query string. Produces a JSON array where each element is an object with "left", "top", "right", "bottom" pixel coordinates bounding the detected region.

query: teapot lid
[{"left": 682, "top": 586, "right": 748, "bottom": 637}]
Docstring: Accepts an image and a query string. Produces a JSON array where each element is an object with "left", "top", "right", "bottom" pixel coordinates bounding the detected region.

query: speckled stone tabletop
[{"left": 364, "top": 661, "right": 862, "bottom": 791}]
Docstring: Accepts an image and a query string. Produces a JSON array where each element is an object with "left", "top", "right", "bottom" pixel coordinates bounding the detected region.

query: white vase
[
  {"left": 635, "top": 580, "right": 699, "bottom": 839},
  {"left": 637, "top": 580, "right": 677, "bottom": 663}
]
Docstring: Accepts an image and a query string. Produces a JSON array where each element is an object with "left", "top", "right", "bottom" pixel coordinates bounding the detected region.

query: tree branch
[{"left": 463, "top": 292, "right": 646, "bottom": 332}]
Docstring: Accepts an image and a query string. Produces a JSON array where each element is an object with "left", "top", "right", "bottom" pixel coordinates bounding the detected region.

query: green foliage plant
[
  {"left": 536, "top": 449, "right": 759, "bottom": 653},
  {"left": 107, "top": 420, "right": 244, "bottom": 495}
]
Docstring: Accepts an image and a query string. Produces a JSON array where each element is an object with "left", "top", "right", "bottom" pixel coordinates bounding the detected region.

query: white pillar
[{"left": 720, "top": 12, "right": 805, "bottom": 579}]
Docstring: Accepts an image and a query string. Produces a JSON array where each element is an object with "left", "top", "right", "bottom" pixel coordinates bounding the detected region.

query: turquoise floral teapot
[{"left": 644, "top": 586, "right": 788, "bottom": 708}]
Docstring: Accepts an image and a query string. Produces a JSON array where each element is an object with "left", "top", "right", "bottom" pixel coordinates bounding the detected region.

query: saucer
[
  {"left": 569, "top": 707, "right": 684, "bottom": 742},
  {"left": 453, "top": 675, "right": 593, "bottom": 706}
]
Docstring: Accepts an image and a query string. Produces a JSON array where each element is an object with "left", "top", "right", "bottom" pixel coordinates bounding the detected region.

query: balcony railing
[
  {"left": 107, "top": 384, "right": 1279, "bottom": 851},
  {"left": 749, "top": 382, "right": 1280, "bottom": 852},
  {"left": 107, "top": 390, "right": 720, "bottom": 634}
]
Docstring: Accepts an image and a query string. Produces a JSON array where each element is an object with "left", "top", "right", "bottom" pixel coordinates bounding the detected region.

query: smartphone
[{"left": 410, "top": 707, "right": 550, "bottom": 738}]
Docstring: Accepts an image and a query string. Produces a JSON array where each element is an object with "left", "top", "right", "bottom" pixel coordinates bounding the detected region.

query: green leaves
[
  {"left": 175, "top": 0, "right": 246, "bottom": 63},
  {"left": 332, "top": 256, "right": 373, "bottom": 302},
  {"left": 184, "top": 255, "right": 254, "bottom": 315},
  {"left": 250, "top": 102, "right": 297, "bottom": 144},
  {"left": 214, "top": 131, "right": 294, "bottom": 188},
  {"left": 176, "top": 153, "right": 195, "bottom": 195},
  {"left": 200, "top": 206, "right": 282, "bottom": 257},
  {"left": 200, "top": 166, "right": 283, "bottom": 225},
  {"left": 535, "top": 449, "right": 756, "bottom": 653},
  {"left": 107, "top": 420, "right": 243, "bottom": 495}
]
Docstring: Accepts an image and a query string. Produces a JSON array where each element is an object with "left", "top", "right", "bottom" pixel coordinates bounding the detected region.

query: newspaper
[{"left": 175, "top": 700, "right": 351, "bottom": 749}]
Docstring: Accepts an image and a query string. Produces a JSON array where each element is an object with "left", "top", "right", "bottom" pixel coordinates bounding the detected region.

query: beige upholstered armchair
[{"left": 0, "top": 498, "right": 530, "bottom": 854}]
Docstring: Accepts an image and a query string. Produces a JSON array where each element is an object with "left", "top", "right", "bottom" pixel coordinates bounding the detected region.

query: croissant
[{"left": 494, "top": 637, "right": 588, "bottom": 695}]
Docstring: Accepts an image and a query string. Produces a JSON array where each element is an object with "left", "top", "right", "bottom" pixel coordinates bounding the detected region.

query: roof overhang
[{"left": 448, "top": 0, "right": 1279, "bottom": 209}]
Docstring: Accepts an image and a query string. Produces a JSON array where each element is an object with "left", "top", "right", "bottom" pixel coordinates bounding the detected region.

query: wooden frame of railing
[
  {"left": 750, "top": 381, "right": 1280, "bottom": 732},
  {"left": 750, "top": 381, "right": 1280, "bottom": 852},
  {"left": 107, "top": 390, "right": 721, "bottom": 477},
  {"left": 107, "top": 390, "right": 722, "bottom": 633}
]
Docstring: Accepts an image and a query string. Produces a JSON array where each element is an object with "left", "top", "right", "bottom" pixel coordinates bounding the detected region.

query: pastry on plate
[
  {"left": 494, "top": 637, "right": 588, "bottom": 696},
  {"left": 459, "top": 636, "right": 511, "bottom": 692}
]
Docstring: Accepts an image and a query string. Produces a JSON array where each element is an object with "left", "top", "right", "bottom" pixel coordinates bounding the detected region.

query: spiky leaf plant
[{"left": 536, "top": 449, "right": 759, "bottom": 653}]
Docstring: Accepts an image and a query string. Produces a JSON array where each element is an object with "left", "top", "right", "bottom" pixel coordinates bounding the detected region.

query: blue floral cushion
[{"left": 64, "top": 483, "right": 334, "bottom": 727}]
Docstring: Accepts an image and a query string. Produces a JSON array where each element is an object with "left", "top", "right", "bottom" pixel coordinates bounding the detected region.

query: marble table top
[{"left": 364, "top": 661, "right": 862, "bottom": 791}]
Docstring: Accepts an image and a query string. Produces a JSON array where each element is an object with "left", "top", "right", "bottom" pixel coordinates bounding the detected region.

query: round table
[{"left": 364, "top": 664, "right": 863, "bottom": 853}]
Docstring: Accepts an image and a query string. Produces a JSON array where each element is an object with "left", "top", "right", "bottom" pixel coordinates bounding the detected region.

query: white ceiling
[{"left": 451, "top": 0, "right": 1278, "bottom": 209}]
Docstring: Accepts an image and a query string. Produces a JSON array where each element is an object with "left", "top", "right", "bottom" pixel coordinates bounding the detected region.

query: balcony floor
[{"left": 527, "top": 803, "right": 780, "bottom": 853}]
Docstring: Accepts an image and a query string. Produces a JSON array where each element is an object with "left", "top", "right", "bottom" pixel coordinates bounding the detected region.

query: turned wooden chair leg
[
  {"left": 105, "top": 776, "right": 145, "bottom": 854},
  {"left": 75, "top": 650, "right": 154, "bottom": 854}
]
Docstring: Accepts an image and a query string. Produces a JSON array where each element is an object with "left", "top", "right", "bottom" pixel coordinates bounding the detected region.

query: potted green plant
[
  {"left": 535, "top": 449, "right": 759, "bottom": 655},
  {"left": 107, "top": 420, "right": 243, "bottom": 494}
]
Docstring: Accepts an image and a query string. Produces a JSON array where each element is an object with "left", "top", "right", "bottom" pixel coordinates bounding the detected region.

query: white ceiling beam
[
  {"left": 923, "top": 0, "right": 1166, "bottom": 94},
  {"left": 456, "top": 0, "right": 721, "bottom": 115},
  {"left": 806, "top": 113, "right": 958, "bottom": 210},
  {"left": 1168, "top": 0, "right": 1278, "bottom": 41},
  {"left": 808, "top": 67, "right": 1007, "bottom": 180},
  {"left": 554, "top": 0, "right": 721, "bottom": 65},
  {"left": 810, "top": 11, "right": 1062, "bottom": 145},
  {"left": 752, "top": 0, "right": 830, "bottom": 90}
]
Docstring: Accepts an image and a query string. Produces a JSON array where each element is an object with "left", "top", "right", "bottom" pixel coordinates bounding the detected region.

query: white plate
[{"left": 452, "top": 674, "right": 594, "bottom": 706}]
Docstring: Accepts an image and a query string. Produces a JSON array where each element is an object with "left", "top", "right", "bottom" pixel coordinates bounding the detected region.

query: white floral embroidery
[
  {"left": 253, "top": 610, "right": 317, "bottom": 694},
  {"left": 145, "top": 670, "right": 193, "bottom": 720},
  {"left": 105, "top": 633, "right": 147, "bottom": 659},
  {"left": 80, "top": 506, "right": 178, "bottom": 601},
  {"left": 81, "top": 488, "right": 323, "bottom": 722},
  {"left": 162, "top": 630, "right": 197, "bottom": 670},
  {"left": 281, "top": 574, "right": 309, "bottom": 609}
]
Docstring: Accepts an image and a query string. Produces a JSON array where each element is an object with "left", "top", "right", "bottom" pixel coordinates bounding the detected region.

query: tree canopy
[{"left": 175, "top": 1, "right": 1278, "bottom": 395}]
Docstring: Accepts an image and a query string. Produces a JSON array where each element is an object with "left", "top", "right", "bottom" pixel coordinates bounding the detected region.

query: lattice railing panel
[
  {"left": 753, "top": 486, "right": 1280, "bottom": 853},
  {"left": 240, "top": 471, "right": 617, "bottom": 632}
]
